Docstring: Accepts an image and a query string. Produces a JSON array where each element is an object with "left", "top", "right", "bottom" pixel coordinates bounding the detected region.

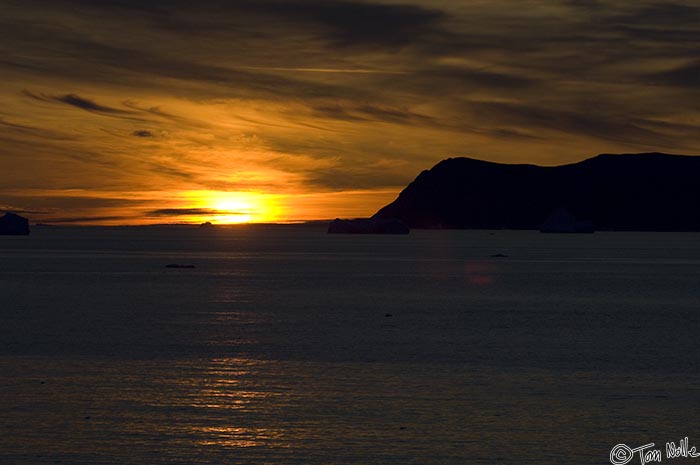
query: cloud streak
[
  {"left": 147, "top": 208, "right": 250, "bottom": 217},
  {"left": 23, "top": 91, "right": 136, "bottom": 115}
]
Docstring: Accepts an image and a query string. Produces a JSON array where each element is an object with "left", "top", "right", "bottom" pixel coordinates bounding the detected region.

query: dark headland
[{"left": 373, "top": 153, "right": 700, "bottom": 231}]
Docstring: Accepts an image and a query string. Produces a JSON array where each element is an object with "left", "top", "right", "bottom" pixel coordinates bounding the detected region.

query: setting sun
[{"left": 186, "top": 191, "right": 282, "bottom": 224}]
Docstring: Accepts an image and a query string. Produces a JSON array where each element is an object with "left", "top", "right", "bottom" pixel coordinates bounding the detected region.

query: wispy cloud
[
  {"left": 646, "top": 60, "right": 700, "bottom": 87},
  {"left": 147, "top": 208, "right": 249, "bottom": 217},
  {"left": 23, "top": 91, "right": 137, "bottom": 115}
]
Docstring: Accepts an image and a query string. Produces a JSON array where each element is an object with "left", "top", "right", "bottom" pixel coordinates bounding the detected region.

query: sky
[{"left": 1, "top": 0, "right": 699, "bottom": 224}]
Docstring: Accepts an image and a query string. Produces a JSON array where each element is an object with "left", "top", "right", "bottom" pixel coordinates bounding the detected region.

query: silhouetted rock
[
  {"left": 373, "top": 153, "right": 700, "bottom": 231},
  {"left": 540, "top": 208, "right": 594, "bottom": 233},
  {"left": 0, "top": 213, "right": 30, "bottom": 235},
  {"left": 200, "top": 221, "right": 214, "bottom": 228},
  {"left": 490, "top": 253, "right": 509, "bottom": 258},
  {"left": 166, "top": 264, "right": 196, "bottom": 269},
  {"left": 328, "top": 218, "right": 409, "bottom": 234}
]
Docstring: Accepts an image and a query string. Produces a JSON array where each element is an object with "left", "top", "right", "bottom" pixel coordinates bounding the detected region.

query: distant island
[
  {"left": 373, "top": 152, "right": 700, "bottom": 231},
  {"left": 0, "top": 212, "right": 30, "bottom": 235}
]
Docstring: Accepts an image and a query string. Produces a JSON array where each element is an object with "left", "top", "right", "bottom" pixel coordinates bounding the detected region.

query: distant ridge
[{"left": 373, "top": 153, "right": 700, "bottom": 231}]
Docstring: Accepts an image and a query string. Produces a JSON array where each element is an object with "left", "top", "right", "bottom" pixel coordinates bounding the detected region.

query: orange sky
[{"left": 1, "top": 0, "right": 699, "bottom": 224}]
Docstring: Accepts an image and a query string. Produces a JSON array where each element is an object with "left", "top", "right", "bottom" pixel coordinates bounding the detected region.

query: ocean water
[{"left": 2, "top": 225, "right": 700, "bottom": 464}]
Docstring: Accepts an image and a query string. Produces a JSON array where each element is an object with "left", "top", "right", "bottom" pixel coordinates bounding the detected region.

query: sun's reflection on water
[
  {"left": 195, "top": 426, "right": 286, "bottom": 448},
  {"left": 184, "top": 358, "right": 288, "bottom": 449},
  {"left": 464, "top": 260, "right": 498, "bottom": 287}
]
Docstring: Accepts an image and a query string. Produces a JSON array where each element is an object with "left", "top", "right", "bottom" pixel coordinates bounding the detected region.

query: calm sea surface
[{"left": 2, "top": 226, "right": 700, "bottom": 464}]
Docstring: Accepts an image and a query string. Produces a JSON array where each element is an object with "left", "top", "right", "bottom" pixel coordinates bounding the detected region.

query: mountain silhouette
[{"left": 373, "top": 152, "right": 700, "bottom": 231}]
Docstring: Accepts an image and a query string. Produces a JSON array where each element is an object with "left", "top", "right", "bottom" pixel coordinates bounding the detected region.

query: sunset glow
[
  {"left": 1, "top": 1, "right": 698, "bottom": 224},
  {"left": 190, "top": 191, "right": 281, "bottom": 224}
]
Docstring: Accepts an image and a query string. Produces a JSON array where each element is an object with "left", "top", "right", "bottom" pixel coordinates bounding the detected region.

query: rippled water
[{"left": 2, "top": 226, "right": 700, "bottom": 464}]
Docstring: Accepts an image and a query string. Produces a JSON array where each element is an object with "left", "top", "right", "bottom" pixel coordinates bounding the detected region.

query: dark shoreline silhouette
[
  {"left": 373, "top": 152, "right": 700, "bottom": 231},
  {"left": 328, "top": 217, "right": 409, "bottom": 234}
]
